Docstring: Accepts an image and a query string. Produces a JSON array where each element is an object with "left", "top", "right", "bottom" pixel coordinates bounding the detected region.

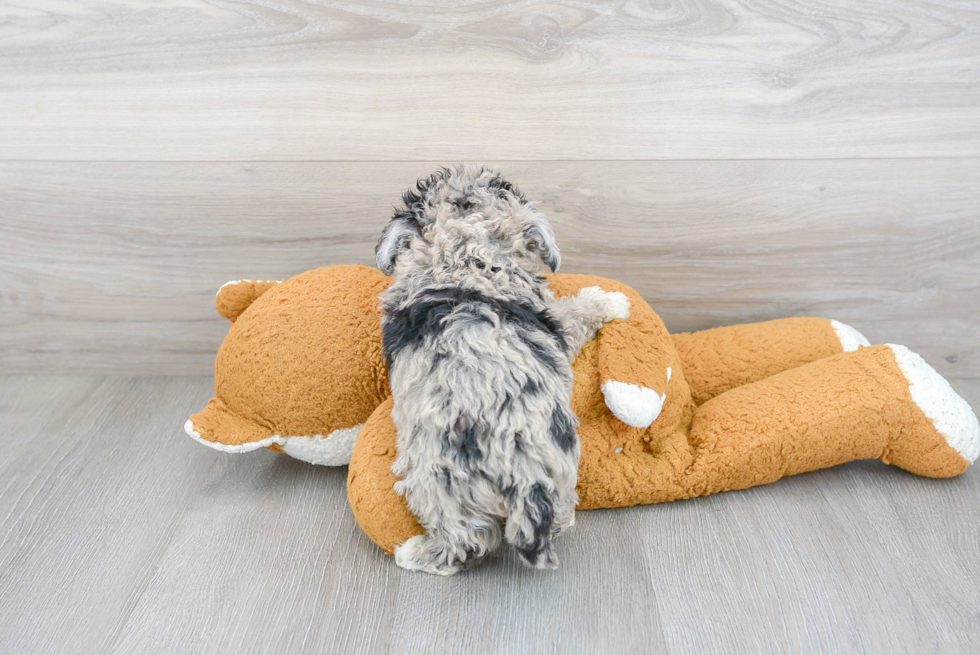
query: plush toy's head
[
  {"left": 186, "top": 266, "right": 679, "bottom": 468},
  {"left": 185, "top": 265, "right": 392, "bottom": 465}
]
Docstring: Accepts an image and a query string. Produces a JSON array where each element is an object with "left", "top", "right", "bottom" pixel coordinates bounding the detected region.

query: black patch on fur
[
  {"left": 398, "top": 176, "right": 435, "bottom": 219},
  {"left": 549, "top": 407, "right": 576, "bottom": 453},
  {"left": 515, "top": 483, "right": 555, "bottom": 566},
  {"left": 382, "top": 288, "right": 469, "bottom": 369},
  {"left": 498, "top": 392, "right": 514, "bottom": 418},
  {"left": 522, "top": 378, "right": 540, "bottom": 396},
  {"left": 492, "top": 475, "right": 519, "bottom": 503},
  {"left": 484, "top": 173, "right": 525, "bottom": 202},
  {"left": 392, "top": 207, "right": 421, "bottom": 227},
  {"left": 516, "top": 330, "right": 562, "bottom": 375},
  {"left": 395, "top": 166, "right": 525, "bottom": 223},
  {"left": 438, "top": 466, "right": 455, "bottom": 494},
  {"left": 456, "top": 422, "right": 482, "bottom": 468},
  {"left": 504, "top": 300, "right": 566, "bottom": 350},
  {"left": 430, "top": 351, "right": 447, "bottom": 369},
  {"left": 440, "top": 419, "right": 483, "bottom": 469},
  {"left": 452, "top": 195, "right": 477, "bottom": 213},
  {"left": 382, "top": 286, "right": 567, "bottom": 369}
]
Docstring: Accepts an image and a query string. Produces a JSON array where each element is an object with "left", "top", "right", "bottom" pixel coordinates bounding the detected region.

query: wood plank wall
[{"left": 1, "top": 1, "right": 978, "bottom": 375}]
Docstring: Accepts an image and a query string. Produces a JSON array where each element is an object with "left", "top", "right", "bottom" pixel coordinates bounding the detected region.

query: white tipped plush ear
[{"left": 376, "top": 215, "right": 420, "bottom": 275}]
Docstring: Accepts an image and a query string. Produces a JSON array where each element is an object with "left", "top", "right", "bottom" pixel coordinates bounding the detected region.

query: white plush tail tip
[
  {"left": 831, "top": 320, "right": 871, "bottom": 352},
  {"left": 888, "top": 344, "right": 980, "bottom": 464},
  {"left": 601, "top": 380, "right": 665, "bottom": 429}
]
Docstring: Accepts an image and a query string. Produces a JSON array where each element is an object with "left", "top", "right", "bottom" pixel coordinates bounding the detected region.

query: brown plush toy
[{"left": 186, "top": 265, "right": 980, "bottom": 559}]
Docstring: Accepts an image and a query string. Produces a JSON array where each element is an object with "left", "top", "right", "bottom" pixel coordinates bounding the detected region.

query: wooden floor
[{"left": 1, "top": 374, "right": 978, "bottom": 654}]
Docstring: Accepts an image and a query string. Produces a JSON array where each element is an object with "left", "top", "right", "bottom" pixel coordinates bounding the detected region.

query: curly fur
[{"left": 377, "top": 165, "right": 630, "bottom": 575}]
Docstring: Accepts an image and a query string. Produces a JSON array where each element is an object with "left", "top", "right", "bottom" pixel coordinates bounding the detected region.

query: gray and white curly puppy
[{"left": 376, "top": 165, "right": 630, "bottom": 575}]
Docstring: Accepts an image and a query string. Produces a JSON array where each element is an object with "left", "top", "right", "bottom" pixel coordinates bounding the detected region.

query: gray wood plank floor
[{"left": 1, "top": 375, "right": 978, "bottom": 654}]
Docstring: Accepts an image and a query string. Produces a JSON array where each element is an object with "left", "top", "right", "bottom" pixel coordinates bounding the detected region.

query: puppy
[{"left": 376, "top": 165, "right": 630, "bottom": 575}]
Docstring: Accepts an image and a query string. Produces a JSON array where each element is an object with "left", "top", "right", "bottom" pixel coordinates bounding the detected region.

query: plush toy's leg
[
  {"left": 347, "top": 398, "right": 424, "bottom": 554},
  {"left": 682, "top": 344, "right": 979, "bottom": 498},
  {"left": 672, "top": 317, "right": 870, "bottom": 406}
]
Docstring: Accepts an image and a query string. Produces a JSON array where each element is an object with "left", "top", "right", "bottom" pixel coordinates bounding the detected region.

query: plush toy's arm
[
  {"left": 548, "top": 275, "right": 675, "bottom": 430},
  {"left": 215, "top": 279, "right": 281, "bottom": 322},
  {"left": 672, "top": 317, "right": 870, "bottom": 406},
  {"left": 550, "top": 287, "right": 628, "bottom": 356}
]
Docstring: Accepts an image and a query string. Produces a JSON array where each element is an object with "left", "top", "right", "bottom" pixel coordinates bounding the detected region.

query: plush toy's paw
[
  {"left": 601, "top": 291, "right": 631, "bottom": 323},
  {"left": 574, "top": 286, "right": 631, "bottom": 323},
  {"left": 601, "top": 380, "right": 666, "bottom": 428},
  {"left": 831, "top": 320, "right": 871, "bottom": 352},
  {"left": 889, "top": 344, "right": 980, "bottom": 464},
  {"left": 394, "top": 535, "right": 462, "bottom": 576}
]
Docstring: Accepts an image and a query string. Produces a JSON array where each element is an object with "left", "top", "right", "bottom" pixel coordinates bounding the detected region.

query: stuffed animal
[{"left": 186, "top": 265, "right": 980, "bottom": 558}]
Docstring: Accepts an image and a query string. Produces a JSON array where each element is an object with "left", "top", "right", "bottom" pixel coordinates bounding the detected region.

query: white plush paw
[
  {"left": 601, "top": 380, "right": 665, "bottom": 428},
  {"left": 602, "top": 291, "right": 631, "bottom": 323},
  {"left": 394, "top": 535, "right": 460, "bottom": 576},
  {"left": 888, "top": 344, "right": 980, "bottom": 463},
  {"left": 831, "top": 320, "right": 871, "bottom": 352}
]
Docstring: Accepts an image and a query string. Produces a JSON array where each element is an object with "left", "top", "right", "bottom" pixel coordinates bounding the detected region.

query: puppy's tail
[
  {"left": 215, "top": 279, "right": 281, "bottom": 322},
  {"left": 505, "top": 482, "right": 560, "bottom": 570}
]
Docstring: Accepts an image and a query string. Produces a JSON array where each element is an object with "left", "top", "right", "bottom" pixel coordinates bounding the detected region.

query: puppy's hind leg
[
  {"left": 504, "top": 482, "right": 564, "bottom": 570},
  {"left": 394, "top": 470, "right": 502, "bottom": 575}
]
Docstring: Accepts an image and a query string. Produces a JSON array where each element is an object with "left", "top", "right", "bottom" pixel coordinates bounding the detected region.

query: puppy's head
[{"left": 375, "top": 165, "right": 560, "bottom": 279}]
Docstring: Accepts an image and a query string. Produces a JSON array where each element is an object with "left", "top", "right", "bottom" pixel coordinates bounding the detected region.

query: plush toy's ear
[
  {"left": 215, "top": 279, "right": 280, "bottom": 322},
  {"left": 524, "top": 212, "right": 561, "bottom": 272},
  {"left": 376, "top": 211, "right": 421, "bottom": 275}
]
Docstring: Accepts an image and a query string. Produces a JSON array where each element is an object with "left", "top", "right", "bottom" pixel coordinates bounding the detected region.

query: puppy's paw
[
  {"left": 555, "top": 510, "right": 576, "bottom": 537},
  {"left": 601, "top": 291, "right": 631, "bottom": 322},
  {"left": 394, "top": 535, "right": 461, "bottom": 576},
  {"left": 533, "top": 544, "right": 560, "bottom": 570},
  {"left": 515, "top": 540, "right": 560, "bottom": 570}
]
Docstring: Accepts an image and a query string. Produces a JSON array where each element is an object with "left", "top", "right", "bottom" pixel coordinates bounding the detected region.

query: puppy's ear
[
  {"left": 376, "top": 211, "right": 421, "bottom": 275},
  {"left": 524, "top": 213, "right": 561, "bottom": 273}
]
